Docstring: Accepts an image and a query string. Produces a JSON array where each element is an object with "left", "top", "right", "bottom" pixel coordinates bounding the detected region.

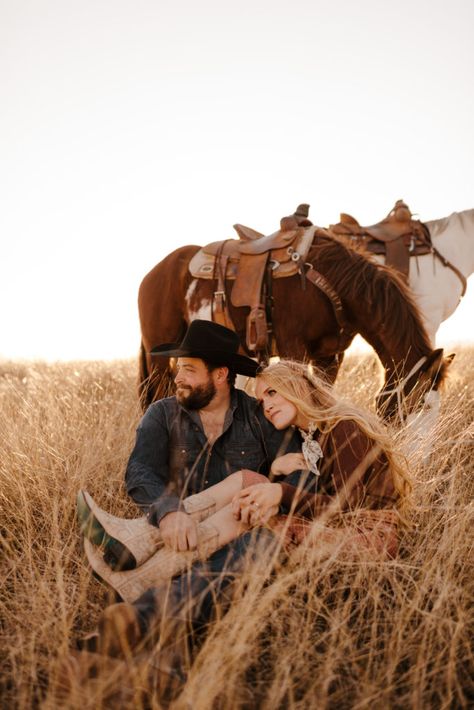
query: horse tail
[{"left": 138, "top": 340, "right": 151, "bottom": 411}]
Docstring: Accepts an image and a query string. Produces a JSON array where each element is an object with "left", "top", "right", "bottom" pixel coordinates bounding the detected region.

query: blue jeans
[{"left": 133, "top": 528, "right": 279, "bottom": 636}]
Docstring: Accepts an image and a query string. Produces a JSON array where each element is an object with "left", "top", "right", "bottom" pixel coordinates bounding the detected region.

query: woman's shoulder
[
  {"left": 323, "top": 419, "right": 365, "bottom": 444},
  {"left": 321, "top": 418, "right": 381, "bottom": 459}
]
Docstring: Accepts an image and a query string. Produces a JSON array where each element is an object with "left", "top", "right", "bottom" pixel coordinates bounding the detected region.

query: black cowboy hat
[{"left": 151, "top": 320, "right": 258, "bottom": 377}]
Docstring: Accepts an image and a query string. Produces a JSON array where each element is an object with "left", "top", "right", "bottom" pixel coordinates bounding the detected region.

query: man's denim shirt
[{"left": 125, "top": 388, "right": 300, "bottom": 526}]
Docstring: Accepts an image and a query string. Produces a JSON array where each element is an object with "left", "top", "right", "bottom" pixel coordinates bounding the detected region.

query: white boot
[
  {"left": 78, "top": 490, "right": 217, "bottom": 571},
  {"left": 84, "top": 519, "right": 220, "bottom": 604}
]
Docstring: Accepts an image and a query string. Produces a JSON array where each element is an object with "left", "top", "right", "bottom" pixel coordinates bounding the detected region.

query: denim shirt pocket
[
  {"left": 222, "top": 444, "right": 266, "bottom": 474},
  {"left": 168, "top": 444, "right": 206, "bottom": 490}
]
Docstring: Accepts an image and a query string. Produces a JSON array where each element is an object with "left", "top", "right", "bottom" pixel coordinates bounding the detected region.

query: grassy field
[{"left": 0, "top": 350, "right": 473, "bottom": 708}]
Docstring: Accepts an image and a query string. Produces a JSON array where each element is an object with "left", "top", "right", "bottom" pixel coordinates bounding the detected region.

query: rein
[
  {"left": 379, "top": 355, "right": 428, "bottom": 421},
  {"left": 304, "top": 264, "right": 356, "bottom": 355},
  {"left": 430, "top": 246, "right": 467, "bottom": 298}
]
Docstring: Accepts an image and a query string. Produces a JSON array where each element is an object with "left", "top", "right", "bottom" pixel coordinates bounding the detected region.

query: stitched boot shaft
[
  {"left": 77, "top": 599, "right": 190, "bottom": 701},
  {"left": 78, "top": 489, "right": 217, "bottom": 571},
  {"left": 84, "top": 519, "right": 221, "bottom": 604}
]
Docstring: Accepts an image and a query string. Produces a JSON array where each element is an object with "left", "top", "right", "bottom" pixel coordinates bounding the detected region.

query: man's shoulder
[
  {"left": 231, "top": 387, "right": 259, "bottom": 415},
  {"left": 142, "top": 397, "right": 179, "bottom": 421},
  {"left": 147, "top": 396, "right": 178, "bottom": 410},
  {"left": 233, "top": 388, "right": 257, "bottom": 407}
]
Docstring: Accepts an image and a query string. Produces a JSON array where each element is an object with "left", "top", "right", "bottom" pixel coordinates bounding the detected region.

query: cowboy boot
[
  {"left": 77, "top": 488, "right": 217, "bottom": 571},
  {"left": 78, "top": 601, "right": 144, "bottom": 658},
  {"left": 52, "top": 648, "right": 150, "bottom": 705},
  {"left": 78, "top": 601, "right": 189, "bottom": 702},
  {"left": 79, "top": 581, "right": 192, "bottom": 660},
  {"left": 84, "top": 518, "right": 220, "bottom": 604},
  {"left": 79, "top": 602, "right": 188, "bottom": 697}
]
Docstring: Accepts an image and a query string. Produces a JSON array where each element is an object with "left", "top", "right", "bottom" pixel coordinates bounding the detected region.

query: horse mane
[{"left": 309, "top": 233, "right": 434, "bottom": 360}]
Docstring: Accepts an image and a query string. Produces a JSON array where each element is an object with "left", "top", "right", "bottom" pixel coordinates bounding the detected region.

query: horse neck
[
  {"left": 356, "top": 322, "right": 431, "bottom": 387},
  {"left": 427, "top": 208, "right": 474, "bottom": 277},
  {"left": 342, "top": 272, "right": 433, "bottom": 383},
  {"left": 308, "top": 237, "right": 434, "bottom": 384}
]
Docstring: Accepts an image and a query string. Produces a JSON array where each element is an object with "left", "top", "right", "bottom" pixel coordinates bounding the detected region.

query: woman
[
  {"left": 233, "top": 359, "right": 408, "bottom": 554},
  {"left": 80, "top": 360, "right": 408, "bottom": 603}
]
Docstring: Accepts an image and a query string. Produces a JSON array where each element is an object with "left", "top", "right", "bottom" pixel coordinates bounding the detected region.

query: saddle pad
[{"left": 188, "top": 226, "right": 316, "bottom": 281}]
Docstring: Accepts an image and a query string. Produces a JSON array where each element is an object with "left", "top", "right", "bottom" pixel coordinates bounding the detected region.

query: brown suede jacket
[{"left": 279, "top": 419, "right": 398, "bottom": 520}]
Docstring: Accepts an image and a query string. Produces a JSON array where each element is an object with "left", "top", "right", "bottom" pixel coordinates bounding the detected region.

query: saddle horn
[
  {"left": 280, "top": 203, "right": 313, "bottom": 231},
  {"left": 389, "top": 199, "right": 412, "bottom": 222},
  {"left": 294, "top": 204, "right": 310, "bottom": 218},
  {"left": 293, "top": 203, "right": 313, "bottom": 227}
]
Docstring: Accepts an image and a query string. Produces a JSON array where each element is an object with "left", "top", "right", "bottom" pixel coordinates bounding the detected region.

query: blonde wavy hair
[{"left": 256, "top": 359, "right": 411, "bottom": 503}]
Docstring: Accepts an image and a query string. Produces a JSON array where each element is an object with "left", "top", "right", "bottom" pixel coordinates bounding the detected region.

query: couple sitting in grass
[{"left": 76, "top": 320, "right": 408, "bottom": 694}]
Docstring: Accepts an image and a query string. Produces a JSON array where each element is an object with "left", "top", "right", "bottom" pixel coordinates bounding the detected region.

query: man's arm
[{"left": 125, "top": 402, "right": 185, "bottom": 526}]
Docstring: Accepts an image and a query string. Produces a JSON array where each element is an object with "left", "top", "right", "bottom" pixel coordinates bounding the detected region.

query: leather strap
[
  {"left": 305, "top": 266, "right": 348, "bottom": 334},
  {"left": 212, "top": 242, "right": 234, "bottom": 330},
  {"left": 431, "top": 246, "right": 467, "bottom": 297},
  {"left": 246, "top": 306, "right": 268, "bottom": 352}
]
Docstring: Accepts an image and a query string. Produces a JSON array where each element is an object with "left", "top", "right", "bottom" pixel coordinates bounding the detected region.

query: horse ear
[
  {"left": 421, "top": 348, "right": 453, "bottom": 390},
  {"left": 421, "top": 348, "right": 451, "bottom": 390},
  {"left": 446, "top": 352, "right": 456, "bottom": 364},
  {"left": 421, "top": 348, "right": 445, "bottom": 372}
]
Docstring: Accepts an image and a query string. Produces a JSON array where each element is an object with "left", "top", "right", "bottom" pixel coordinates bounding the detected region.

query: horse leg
[
  {"left": 312, "top": 353, "right": 344, "bottom": 383},
  {"left": 138, "top": 340, "right": 150, "bottom": 409},
  {"left": 138, "top": 246, "right": 200, "bottom": 408},
  {"left": 138, "top": 341, "right": 176, "bottom": 410}
]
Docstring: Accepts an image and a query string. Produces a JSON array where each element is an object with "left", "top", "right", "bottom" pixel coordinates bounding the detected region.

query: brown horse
[{"left": 138, "top": 231, "right": 451, "bottom": 420}]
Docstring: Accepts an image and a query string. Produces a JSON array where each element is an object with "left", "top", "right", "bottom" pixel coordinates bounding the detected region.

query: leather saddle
[
  {"left": 189, "top": 205, "right": 316, "bottom": 354},
  {"left": 328, "top": 200, "right": 432, "bottom": 279}
]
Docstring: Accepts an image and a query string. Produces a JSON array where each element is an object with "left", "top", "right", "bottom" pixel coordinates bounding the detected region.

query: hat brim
[{"left": 151, "top": 343, "right": 259, "bottom": 378}]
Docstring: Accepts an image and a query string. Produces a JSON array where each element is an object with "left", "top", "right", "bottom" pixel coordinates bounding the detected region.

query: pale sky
[{"left": 1, "top": 0, "right": 473, "bottom": 362}]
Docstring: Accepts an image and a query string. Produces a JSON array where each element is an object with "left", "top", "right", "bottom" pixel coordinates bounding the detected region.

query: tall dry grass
[{"left": 0, "top": 351, "right": 473, "bottom": 709}]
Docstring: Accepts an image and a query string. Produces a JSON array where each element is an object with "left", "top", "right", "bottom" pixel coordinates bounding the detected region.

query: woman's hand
[
  {"left": 232, "top": 483, "right": 283, "bottom": 526},
  {"left": 270, "top": 453, "right": 306, "bottom": 477}
]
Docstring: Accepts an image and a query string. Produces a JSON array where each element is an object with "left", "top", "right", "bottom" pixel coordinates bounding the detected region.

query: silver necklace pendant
[{"left": 299, "top": 422, "right": 323, "bottom": 476}]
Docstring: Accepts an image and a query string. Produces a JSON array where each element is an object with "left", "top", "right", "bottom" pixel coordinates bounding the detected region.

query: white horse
[
  {"left": 326, "top": 205, "right": 472, "bottom": 458},
  {"left": 373, "top": 208, "right": 474, "bottom": 345},
  {"left": 370, "top": 208, "right": 473, "bottom": 458}
]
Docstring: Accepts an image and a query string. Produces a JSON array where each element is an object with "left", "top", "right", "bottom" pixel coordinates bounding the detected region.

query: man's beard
[{"left": 176, "top": 379, "right": 217, "bottom": 410}]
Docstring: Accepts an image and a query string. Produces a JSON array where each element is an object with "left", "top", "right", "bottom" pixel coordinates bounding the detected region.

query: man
[
  {"left": 77, "top": 320, "right": 299, "bottom": 691},
  {"left": 125, "top": 319, "right": 290, "bottom": 550}
]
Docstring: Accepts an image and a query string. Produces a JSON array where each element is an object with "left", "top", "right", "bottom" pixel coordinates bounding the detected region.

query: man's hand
[
  {"left": 270, "top": 453, "right": 306, "bottom": 477},
  {"left": 159, "top": 511, "right": 198, "bottom": 551}
]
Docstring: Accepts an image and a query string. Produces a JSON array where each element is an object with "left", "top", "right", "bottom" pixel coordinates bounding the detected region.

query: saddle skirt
[
  {"left": 188, "top": 206, "right": 316, "bottom": 354},
  {"left": 328, "top": 200, "right": 432, "bottom": 278}
]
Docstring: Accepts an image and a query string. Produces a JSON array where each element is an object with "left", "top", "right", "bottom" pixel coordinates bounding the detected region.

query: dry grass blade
[{"left": 0, "top": 351, "right": 473, "bottom": 708}]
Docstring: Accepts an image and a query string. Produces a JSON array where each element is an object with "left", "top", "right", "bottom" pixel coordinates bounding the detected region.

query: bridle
[{"left": 376, "top": 355, "right": 429, "bottom": 422}]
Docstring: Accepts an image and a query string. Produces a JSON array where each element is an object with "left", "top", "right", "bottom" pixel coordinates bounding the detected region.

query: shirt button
[{"left": 204, "top": 480, "right": 209, "bottom": 485}]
